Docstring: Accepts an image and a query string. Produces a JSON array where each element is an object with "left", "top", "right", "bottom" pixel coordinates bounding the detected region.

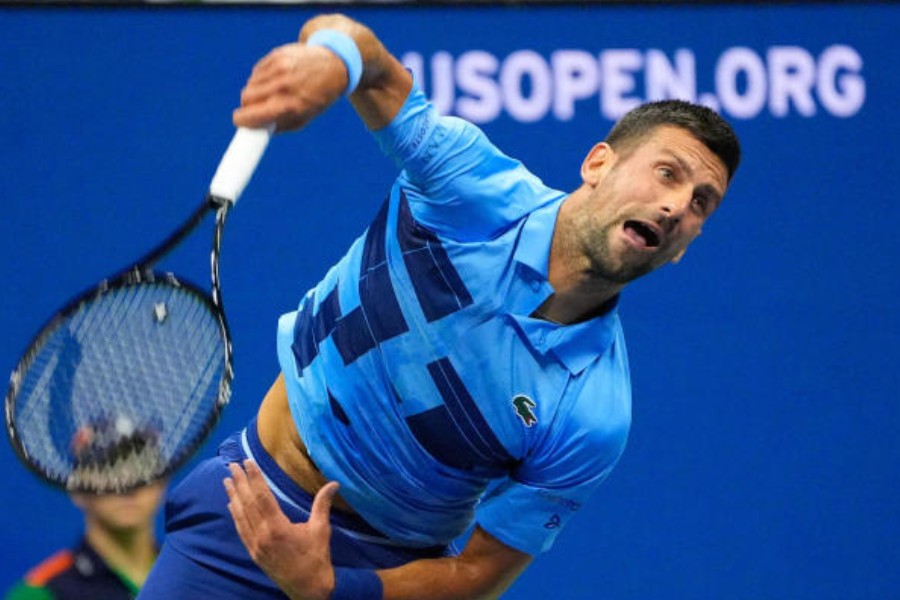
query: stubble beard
[
  {"left": 581, "top": 170, "right": 656, "bottom": 286},
  {"left": 587, "top": 219, "right": 655, "bottom": 285}
]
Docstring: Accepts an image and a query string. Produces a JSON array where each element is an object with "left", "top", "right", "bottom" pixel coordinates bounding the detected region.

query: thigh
[
  {"left": 146, "top": 448, "right": 285, "bottom": 597},
  {"left": 138, "top": 543, "right": 286, "bottom": 600}
]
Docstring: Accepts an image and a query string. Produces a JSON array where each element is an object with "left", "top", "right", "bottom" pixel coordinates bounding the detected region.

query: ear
[{"left": 580, "top": 142, "right": 614, "bottom": 187}]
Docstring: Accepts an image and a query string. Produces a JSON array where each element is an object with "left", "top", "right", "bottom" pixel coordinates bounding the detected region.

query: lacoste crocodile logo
[{"left": 512, "top": 394, "right": 538, "bottom": 427}]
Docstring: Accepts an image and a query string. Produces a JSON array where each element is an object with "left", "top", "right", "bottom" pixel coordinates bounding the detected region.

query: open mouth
[{"left": 623, "top": 220, "right": 661, "bottom": 248}]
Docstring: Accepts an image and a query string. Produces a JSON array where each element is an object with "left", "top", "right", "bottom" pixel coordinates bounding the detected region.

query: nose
[
  {"left": 660, "top": 193, "right": 691, "bottom": 225},
  {"left": 659, "top": 203, "right": 682, "bottom": 228}
]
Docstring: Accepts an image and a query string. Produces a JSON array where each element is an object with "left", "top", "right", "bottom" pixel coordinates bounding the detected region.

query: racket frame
[
  {"left": 6, "top": 197, "right": 235, "bottom": 493},
  {"left": 6, "top": 126, "right": 270, "bottom": 493}
]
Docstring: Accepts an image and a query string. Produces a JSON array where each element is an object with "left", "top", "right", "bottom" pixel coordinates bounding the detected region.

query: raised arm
[{"left": 233, "top": 14, "right": 412, "bottom": 133}]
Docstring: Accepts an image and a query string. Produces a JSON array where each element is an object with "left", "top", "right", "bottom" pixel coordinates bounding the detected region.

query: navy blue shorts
[{"left": 138, "top": 420, "right": 456, "bottom": 599}]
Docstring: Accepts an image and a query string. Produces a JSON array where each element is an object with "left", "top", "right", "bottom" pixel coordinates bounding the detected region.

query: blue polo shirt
[{"left": 276, "top": 82, "right": 631, "bottom": 556}]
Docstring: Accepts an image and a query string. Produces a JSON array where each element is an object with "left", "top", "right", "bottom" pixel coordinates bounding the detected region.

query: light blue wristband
[
  {"left": 307, "top": 29, "right": 363, "bottom": 96},
  {"left": 331, "top": 567, "right": 383, "bottom": 600}
]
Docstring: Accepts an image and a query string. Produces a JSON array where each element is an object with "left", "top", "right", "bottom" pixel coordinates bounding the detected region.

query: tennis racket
[{"left": 5, "top": 127, "right": 272, "bottom": 494}]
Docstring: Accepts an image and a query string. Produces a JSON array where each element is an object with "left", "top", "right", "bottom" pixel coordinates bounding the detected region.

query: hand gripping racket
[{"left": 5, "top": 127, "right": 272, "bottom": 494}]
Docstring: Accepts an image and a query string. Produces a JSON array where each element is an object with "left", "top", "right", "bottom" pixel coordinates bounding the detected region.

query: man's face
[{"left": 576, "top": 125, "right": 729, "bottom": 284}]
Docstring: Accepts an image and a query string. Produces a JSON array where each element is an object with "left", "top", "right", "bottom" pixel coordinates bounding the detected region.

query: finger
[
  {"left": 234, "top": 98, "right": 286, "bottom": 128},
  {"left": 224, "top": 474, "right": 256, "bottom": 543},
  {"left": 243, "top": 459, "right": 286, "bottom": 519},
  {"left": 309, "top": 481, "right": 340, "bottom": 529},
  {"left": 233, "top": 102, "right": 306, "bottom": 132},
  {"left": 239, "top": 77, "right": 292, "bottom": 111},
  {"left": 243, "top": 45, "right": 301, "bottom": 96},
  {"left": 227, "top": 461, "right": 245, "bottom": 494},
  {"left": 228, "top": 460, "right": 248, "bottom": 488},
  {"left": 229, "top": 461, "right": 283, "bottom": 549},
  {"left": 227, "top": 462, "right": 262, "bottom": 520},
  {"left": 233, "top": 103, "right": 272, "bottom": 129},
  {"left": 243, "top": 45, "right": 289, "bottom": 86},
  {"left": 224, "top": 473, "right": 237, "bottom": 501},
  {"left": 249, "top": 44, "right": 298, "bottom": 78}
]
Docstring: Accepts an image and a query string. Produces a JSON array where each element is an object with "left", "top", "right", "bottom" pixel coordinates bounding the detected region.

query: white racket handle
[{"left": 209, "top": 126, "right": 274, "bottom": 204}]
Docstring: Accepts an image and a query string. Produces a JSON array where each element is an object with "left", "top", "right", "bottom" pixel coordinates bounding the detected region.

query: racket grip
[{"left": 209, "top": 126, "right": 274, "bottom": 204}]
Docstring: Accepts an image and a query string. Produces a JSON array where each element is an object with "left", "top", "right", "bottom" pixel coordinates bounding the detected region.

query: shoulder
[
  {"left": 22, "top": 550, "right": 73, "bottom": 588},
  {"left": 13, "top": 542, "right": 136, "bottom": 600},
  {"left": 3, "top": 550, "right": 72, "bottom": 600}
]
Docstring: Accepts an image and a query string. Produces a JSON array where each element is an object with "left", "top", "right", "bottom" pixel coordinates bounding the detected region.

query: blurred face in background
[{"left": 71, "top": 480, "right": 166, "bottom": 533}]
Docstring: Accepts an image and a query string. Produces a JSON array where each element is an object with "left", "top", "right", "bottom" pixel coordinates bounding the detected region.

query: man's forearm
[
  {"left": 376, "top": 527, "right": 532, "bottom": 600},
  {"left": 377, "top": 558, "right": 508, "bottom": 600}
]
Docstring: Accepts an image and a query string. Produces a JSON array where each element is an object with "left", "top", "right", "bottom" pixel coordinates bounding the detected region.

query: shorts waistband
[{"left": 238, "top": 419, "right": 390, "bottom": 541}]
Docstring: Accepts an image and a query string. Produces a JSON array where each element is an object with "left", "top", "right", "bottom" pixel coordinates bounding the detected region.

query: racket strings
[{"left": 11, "top": 281, "right": 227, "bottom": 491}]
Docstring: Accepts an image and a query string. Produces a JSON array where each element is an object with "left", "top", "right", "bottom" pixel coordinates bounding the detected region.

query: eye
[
  {"left": 657, "top": 166, "right": 675, "bottom": 181},
  {"left": 691, "top": 195, "right": 709, "bottom": 214}
]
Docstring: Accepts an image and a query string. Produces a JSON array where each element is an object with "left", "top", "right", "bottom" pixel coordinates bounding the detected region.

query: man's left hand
[{"left": 225, "top": 459, "right": 339, "bottom": 600}]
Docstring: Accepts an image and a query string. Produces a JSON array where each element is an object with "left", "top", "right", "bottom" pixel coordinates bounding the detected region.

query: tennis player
[{"left": 139, "top": 13, "right": 740, "bottom": 600}]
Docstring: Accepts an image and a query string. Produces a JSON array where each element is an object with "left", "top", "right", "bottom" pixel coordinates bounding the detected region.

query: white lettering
[
  {"left": 646, "top": 49, "right": 696, "bottom": 102},
  {"left": 716, "top": 47, "right": 768, "bottom": 119},
  {"left": 551, "top": 50, "right": 598, "bottom": 121},
  {"left": 402, "top": 51, "right": 424, "bottom": 88},
  {"left": 430, "top": 52, "right": 456, "bottom": 116},
  {"left": 456, "top": 51, "right": 502, "bottom": 123},
  {"left": 600, "top": 49, "right": 643, "bottom": 120},
  {"left": 401, "top": 44, "right": 866, "bottom": 124},
  {"left": 500, "top": 50, "right": 553, "bottom": 123},
  {"left": 768, "top": 46, "right": 817, "bottom": 117},
  {"left": 817, "top": 45, "right": 865, "bottom": 118}
]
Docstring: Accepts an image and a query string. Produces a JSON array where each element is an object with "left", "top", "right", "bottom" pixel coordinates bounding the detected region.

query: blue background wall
[{"left": 1, "top": 3, "right": 897, "bottom": 598}]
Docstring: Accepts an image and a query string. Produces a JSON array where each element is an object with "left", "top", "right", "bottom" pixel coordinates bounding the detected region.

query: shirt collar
[
  {"left": 513, "top": 197, "right": 559, "bottom": 281},
  {"left": 509, "top": 302, "right": 621, "bottom": 375},
  {"left": 508, "top": 198, "right": 623, "bottom": 374}
]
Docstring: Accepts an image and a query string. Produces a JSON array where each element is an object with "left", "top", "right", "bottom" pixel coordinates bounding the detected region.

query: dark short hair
[{"left": 605, "top": 100, "right": 741, "bottom": 181}]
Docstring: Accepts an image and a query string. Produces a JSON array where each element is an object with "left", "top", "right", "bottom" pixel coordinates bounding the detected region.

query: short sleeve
[
  {"left": 371, "top": 83, "right": 562, "bottom": 241},
  {"left": 475, "top": 383, "right": 631, "bottom": 555}
]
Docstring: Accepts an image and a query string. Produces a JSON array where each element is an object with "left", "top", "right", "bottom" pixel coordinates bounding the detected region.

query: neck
[
  {"left": 84, "top": 520, "right": 157, "bottom": 587},
  {"left": 533, "top": 283, "right": 619, "bottom": 325},
  {"left": 538, "top": 247, "right": 625, "bottom": 323},
  {"left": 544, "top": 197, "right": 625, "bottom": 324}
]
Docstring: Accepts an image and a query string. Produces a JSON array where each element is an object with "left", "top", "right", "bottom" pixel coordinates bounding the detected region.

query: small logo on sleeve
[{"left": 512, "top": 394, "right": 538, "bottom": 427}]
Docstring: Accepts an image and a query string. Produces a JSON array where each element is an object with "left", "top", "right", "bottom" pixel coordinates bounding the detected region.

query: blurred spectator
[{"left": 4, "top": 481, "right": 165, "bottom": 600}]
